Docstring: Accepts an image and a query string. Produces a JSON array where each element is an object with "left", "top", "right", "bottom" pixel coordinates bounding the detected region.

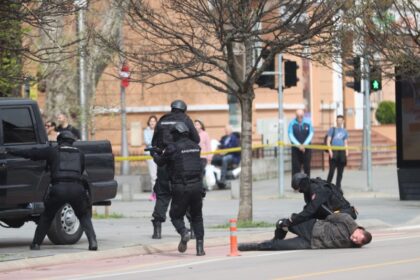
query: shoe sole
[{"left": 178, "top": 234, "right": 191, "bottom": 253}]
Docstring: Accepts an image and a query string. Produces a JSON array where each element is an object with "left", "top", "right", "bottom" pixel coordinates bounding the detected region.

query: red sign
[{"left": 120, "top": 63, "right": 130, "bottom": 88}]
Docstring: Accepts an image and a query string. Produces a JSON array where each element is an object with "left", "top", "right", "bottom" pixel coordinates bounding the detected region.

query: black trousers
[
  {"left": 291, "top": 147, "right": 312, "bottom": 178},
  {"left": 327, "top": 151, "right": 346, "bottom": 190},
  {"left": 256, "top": 219, "right": 316, "bottom": 251},
  {"left": 33, "top": 182, "right": 96, "bottom": 245},
  {"left": 152, "top": 165, "right": 172, "bottom": 223},
  {"left": 170, "top": 181, "right": 204, "bottom": 240}
]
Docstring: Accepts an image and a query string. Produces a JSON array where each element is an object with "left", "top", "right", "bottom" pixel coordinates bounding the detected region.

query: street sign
[{"left": 120, "top": 63, "right": 130, "bottom": 88}]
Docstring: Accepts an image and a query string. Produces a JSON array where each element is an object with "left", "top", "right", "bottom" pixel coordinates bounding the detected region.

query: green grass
[
  {"left": 211, "top": 220, "right": 275, "bottom": 229},
  {"left": 92, "top": 212, "right": 125, "bottom": 219}
]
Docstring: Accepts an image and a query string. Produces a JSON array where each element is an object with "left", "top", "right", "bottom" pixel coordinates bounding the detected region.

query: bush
[{"left": 375, "top": 101, "right": 396, "bottom": 124}]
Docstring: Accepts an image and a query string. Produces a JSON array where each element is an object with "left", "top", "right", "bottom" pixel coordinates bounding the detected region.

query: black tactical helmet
[
  {"left": 291, "top": 173, "right": 309, "bottom": 192},
  {"left": 170, "top": 100, "right": 187, "bottom": 112},
  {"left": 171, "top": 122, "right": 189, "bottom": 135},
  {"left": 57, "top": 131, "right": 77, "bottom": 144}
]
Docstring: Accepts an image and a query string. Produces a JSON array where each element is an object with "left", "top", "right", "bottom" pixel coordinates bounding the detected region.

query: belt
[
  {"left": 172, "top": 179, "right": 201, "bottom": 185},
  {"left": 52, "top": 178, "right": 82, "bottom": 185}
]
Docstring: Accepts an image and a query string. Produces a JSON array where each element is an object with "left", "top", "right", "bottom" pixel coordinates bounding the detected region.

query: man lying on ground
[{"left": 238, "top": 213, "right": 372, "bottom": 251}]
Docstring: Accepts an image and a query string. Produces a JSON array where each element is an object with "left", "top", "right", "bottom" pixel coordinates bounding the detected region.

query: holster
[{"left": 81, "top": 175, "right": 93, "bottom": 205}]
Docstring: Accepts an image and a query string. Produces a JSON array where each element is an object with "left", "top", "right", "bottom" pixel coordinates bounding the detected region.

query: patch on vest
[
  {"left": 161, "top": 121, "right": 177, "bottom": 125},
  {"left": 181, "top": 149, "right": 200, "bottom": 153},
  {"left": 311, "top": 193, "right": 316, "bottom": 200}
]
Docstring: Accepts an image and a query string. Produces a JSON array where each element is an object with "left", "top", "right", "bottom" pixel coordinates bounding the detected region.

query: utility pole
[
  {"left": 260, "top": 53, "right": 285, "bottom": 197},
  {"left": 76, "top": 0, "right": 88, "bottom": 140},
  {"left": 277, "top": 54, "right": 285, "bottom": 197},
  {"left": 119, "top": 28, "right": 130, "bottom": 175},
  {"left": 120, "top": 79, "right": 130, "bottom": 175},
  {"left": 362, "top": 57, "right": 373, "bottom": 191},
  {"left": 23, "top": 77, "right": 31, "bottom": 98}
]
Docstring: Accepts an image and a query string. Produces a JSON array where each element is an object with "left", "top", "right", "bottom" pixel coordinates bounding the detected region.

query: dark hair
[
  {"left": 46, "top": 120, "right": 57, "bottom": 127},
  {"left": 337, "top": 115, "right": 344, "bottom": 119},
  {"left": 361, "top": 229, "right": 372, "bottom": 245},
  {"left": 147, "top": 115, "right": 158, "bottom": 126},
  {"left": 45, "top": 120, "right": 57, "bottom": 131},
  {"left": 194, "top": 119, "right": 205, "bottom": 131}
]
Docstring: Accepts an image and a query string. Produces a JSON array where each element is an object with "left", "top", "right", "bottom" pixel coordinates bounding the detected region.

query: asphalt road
[{"left": 1, "top": 227, "right": 420, "bottom": 280}]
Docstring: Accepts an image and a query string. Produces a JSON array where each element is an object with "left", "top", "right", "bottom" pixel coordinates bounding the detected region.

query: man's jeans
[{"left": 220, "top": 154, "right": 234, "bottom": 183}]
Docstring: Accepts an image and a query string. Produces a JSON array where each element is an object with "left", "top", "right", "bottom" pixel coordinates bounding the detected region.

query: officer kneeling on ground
[
  {"left": 151, "top": 122, "right": 206, "bottom": 256},
  {"left": 7, "top": 131, "right": 97, "bottom": 251},
  {"left": 272, "top": 173, "right": 357, "bottom": 240},
  {"left": 238, "top": 213, "right": 372, "bottom": 251}
]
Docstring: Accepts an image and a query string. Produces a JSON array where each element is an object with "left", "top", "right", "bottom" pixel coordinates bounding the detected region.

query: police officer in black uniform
[
  {"left": 150, "top": 100, "right": 200, "bottom": 239},
  {"left": 7, "top": 131, "right": 97, "bottom": 251},
  {"left": 273, "top": 172, "right": 357, "bottom": 240},
  {"left": 152, "top": 122, "right": 205, "bottom": 256}
]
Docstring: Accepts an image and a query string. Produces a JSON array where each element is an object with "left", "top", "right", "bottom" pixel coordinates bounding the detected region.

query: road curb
[{"left": 0, "top": 232, "right": 273, "bottom": 273}]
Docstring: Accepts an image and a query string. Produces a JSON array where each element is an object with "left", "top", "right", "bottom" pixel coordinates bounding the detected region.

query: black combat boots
[
  {"left": 273, "top": 227, "right": 288, "bottom": 240},
  {"left": 88, "top": 238, "right": 98, "bottom": 251},
  {"left": 30, "top": 243, "right": 40, "bottom": 250},
  {"left": 196, "top": 239, "right": 205, "bottom": 256},
  {"left": 79, "top": 215, "right": 98, "bottom": 251},
  {"left": 178, "top": 229, "right": 191, "bottom": 253},
  {"left": 152, "top": 221, "right": 162, "bottom": 239}
]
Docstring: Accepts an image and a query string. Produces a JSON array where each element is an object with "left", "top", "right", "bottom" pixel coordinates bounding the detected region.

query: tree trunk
[{"left": 237, "top": 93, "right": 253, "bottom": 221}]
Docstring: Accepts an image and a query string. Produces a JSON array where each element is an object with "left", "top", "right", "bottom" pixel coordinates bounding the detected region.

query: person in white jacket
[{"left": 144, "top": 115, "right": 158, "bottom": 201}]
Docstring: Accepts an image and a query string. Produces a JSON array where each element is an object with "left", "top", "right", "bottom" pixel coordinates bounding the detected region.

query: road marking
[
  {"left": 274, "top": 256, "right": 420, "bottom": 280},
  {"left": 44, "top": 233, "right": 420, "bottom": 280},
  {"left": 65, "top": 251, "right": 300, "bottom": 280}
]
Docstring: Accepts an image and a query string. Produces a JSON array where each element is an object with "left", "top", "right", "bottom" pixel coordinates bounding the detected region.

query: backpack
[
  {"left": 311, "top": 177, "right": 358, "bottom": 219},
  {"left": 323, "top": 127, "right": 335, "bottom": 153}
]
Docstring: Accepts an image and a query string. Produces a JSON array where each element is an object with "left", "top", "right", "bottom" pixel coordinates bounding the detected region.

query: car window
[{"left": 2, "top": 107, "right": 37, "bottom": 144}]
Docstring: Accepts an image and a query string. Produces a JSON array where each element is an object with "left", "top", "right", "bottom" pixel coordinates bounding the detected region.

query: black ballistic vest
[
  {"left": 157, "top": 113, "right": 188, "bottom": 149},
  {"left": 311, "top": 178, "right": 351, "bottom": 211},
  {"left": 53, "top": 146, "right": 83, "bottom": 181},
  {"left": 169, "top": 138, "right": 202, "bottom": 184}
]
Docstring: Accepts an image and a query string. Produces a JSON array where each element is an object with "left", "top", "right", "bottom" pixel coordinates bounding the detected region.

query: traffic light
[
  {"left": 284, "top": 60, "right": 299, "bottom": 88},
  {"left": 370, "top": 65, "right": 382, "bottom": 91},
  {"left": 345, "top": 56, "right": 361, "bottom": 92},
  {"left": 255, "top": 49, "right": 275, "bottom": 89}
]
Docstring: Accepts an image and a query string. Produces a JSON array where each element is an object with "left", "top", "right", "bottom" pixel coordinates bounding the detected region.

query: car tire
[{"left": 47, "top": 204, "right": 83, "bottom": 245}]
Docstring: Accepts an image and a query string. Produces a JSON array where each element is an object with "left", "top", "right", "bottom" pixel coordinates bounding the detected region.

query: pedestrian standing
[
  {"left": 194, "top": 120, "right": 212, "bottom": 174},
  {"left": 326, "top": 115, "right": 349, "bottom": 192},
  {"left": 45, "top": 120, "right": 58, "bottom": 141},
  {"left": 152, "top": 122, "right": 206, "bottom": 256},
  {"left": 150, "top": 100, "right": 200, "bottom": 239},
  {"left": 57, "top": 112, "right": 81, "bottom": 140},
  {"left": 144, "top": 115, "right": 158, "bottom": 201},
  {"left": 7, "top": 131, "right": 97, "bottom": 251},
  {"left": 288, "top": 109, "right": 314, "bottom": 180}
]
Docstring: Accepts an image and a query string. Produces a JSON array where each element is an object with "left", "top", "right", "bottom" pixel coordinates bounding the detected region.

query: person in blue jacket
[
  {"left": 288, "top": 109, "right": 314, "bottom": 180},
  {"left": 213, "top": 125, "right": 240, "bottom": 188}
]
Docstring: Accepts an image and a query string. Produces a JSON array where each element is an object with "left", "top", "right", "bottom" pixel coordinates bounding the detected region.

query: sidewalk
[{"left": 1, "top": 166, "right": 420, "bottom": 272}]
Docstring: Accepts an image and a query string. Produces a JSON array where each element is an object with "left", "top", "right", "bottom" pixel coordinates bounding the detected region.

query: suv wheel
[{"left": 47, "top": 204, "right": 83, "bottom": 245}]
